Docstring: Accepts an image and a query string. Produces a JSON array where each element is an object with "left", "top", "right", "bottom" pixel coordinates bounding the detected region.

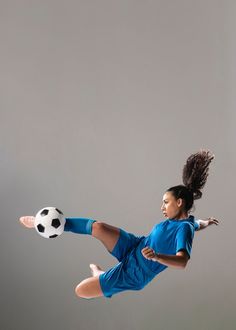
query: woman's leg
[{"left": 19, "top": 216, "right": 121, "bottom": 253}]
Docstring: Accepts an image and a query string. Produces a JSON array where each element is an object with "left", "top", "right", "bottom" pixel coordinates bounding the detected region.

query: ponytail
[{"left": 167, "top": 149, "right": 215, "bottom": 212}]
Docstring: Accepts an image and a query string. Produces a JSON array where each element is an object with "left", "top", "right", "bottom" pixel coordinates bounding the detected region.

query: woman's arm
[
  {"left": 141, "top": 247, "right": 189, "bottom": 269},
  {"left": 195, "top": 217, "right": 219, "bottom": 231}
]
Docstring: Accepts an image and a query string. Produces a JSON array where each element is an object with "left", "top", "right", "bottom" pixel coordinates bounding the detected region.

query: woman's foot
[
  {"left": 19, "top": 216, "right": 35, "bottom": 228},
  {"left": 89, "top": 264, "right": 105, "bottom": 277}
]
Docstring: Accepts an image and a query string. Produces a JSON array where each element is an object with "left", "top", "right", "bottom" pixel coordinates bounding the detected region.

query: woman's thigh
[
  {"left": 92, "top": 222, "right": 143, "bottom": 260},
  {"left": 92, "top": 222, "right": 121, "bottom": 252},
  {"left": 108, "top": 228, "right": 144, "bottom": 262}
]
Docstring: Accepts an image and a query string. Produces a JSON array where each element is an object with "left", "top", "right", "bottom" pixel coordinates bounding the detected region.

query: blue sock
[{"left": 64, "top": 217, "right": 97, "bottom": 235}]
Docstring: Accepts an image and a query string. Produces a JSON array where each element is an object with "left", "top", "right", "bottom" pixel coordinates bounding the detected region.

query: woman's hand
[
  {"left": 197, "top": 216, "right": 220, "bottom": 230},
  {"left": 141, "top": 247, "right": 157, "bottom": 262},
  {"left": 205, "top": 217, "right": 220, "bottom": 226}
]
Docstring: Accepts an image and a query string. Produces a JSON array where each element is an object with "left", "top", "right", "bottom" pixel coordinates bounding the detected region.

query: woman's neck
[{"left": 174, "top": 211, "right": 189, "bottom": 220}]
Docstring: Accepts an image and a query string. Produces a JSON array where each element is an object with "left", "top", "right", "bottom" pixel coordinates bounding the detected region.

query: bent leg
[{"left": 75, "top": 276, "right": 104, "bottom": 299}]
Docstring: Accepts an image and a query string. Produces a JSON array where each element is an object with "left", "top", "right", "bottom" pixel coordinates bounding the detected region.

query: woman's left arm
[{"left": 195, "top": 217, "right": 220, "bottom": 231}]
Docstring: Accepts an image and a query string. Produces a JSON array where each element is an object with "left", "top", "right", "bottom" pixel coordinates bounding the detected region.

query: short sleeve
[
  {"left": 176, "top": 223, "right": 194, "bottom": 259},
  {"left": 188, "top": 215, "right": 199, "bottom": 231},
  {"left": 194, "top": 220, "right": 200, "bottom": 231}
]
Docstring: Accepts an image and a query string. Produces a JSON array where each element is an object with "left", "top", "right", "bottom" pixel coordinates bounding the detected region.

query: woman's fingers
[
  {"left": 142, "top": 247, "right": 153, "bottom": 253},
  {"left": 141, "top": 247, "right": 155, "bottom": 259},
  {"left": 208, "top": 217, "right": 220, "bottom": 225},
  {"left": 142, "top": 247, "right": 151, "bottom": 251}
]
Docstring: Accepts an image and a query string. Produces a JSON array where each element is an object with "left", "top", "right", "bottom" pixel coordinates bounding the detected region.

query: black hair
[{"left": 166, "top": 149, "right": 215, "bottom": 212}]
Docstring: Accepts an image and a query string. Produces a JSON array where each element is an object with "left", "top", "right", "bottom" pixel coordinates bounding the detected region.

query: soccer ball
[{"left": 34, "top": 207, "right": 65, "bottom": 239}]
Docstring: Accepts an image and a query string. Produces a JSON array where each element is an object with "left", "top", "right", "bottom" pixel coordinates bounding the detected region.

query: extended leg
[{"left": 19, "top": 216, "right": 121, "bottom": 253}]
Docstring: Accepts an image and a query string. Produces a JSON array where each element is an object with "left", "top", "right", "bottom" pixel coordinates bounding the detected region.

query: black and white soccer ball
[{"left": 34, "top": 207, "right": 65, "bottom": 239}]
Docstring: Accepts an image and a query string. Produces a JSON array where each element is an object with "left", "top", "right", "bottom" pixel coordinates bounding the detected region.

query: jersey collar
[{"left": 168, "top": 215, "right": 195, "bottom": 222}]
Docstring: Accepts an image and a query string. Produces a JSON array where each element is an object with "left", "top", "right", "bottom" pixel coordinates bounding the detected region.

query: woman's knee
[
  {"left": 75, "top": 282, "right": 87, "bottom": 298},
  {"left": 91, "top": 221, "right": 107, "bottom": 236},
  {"left": 75, "top": 280, "right": 94, "bottom": 299},
  {"left": 74, "top": 277, "right": 104, "bottom": 299}
]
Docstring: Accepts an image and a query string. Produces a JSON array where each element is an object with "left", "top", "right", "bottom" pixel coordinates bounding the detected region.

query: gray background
[{"left": 0, "top": 1, "right": 235, "bottom": 329}]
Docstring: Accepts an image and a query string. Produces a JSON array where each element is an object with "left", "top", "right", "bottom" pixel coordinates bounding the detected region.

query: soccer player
[{"left": 19, "top": 149, "right": 219, "bottom": 299}]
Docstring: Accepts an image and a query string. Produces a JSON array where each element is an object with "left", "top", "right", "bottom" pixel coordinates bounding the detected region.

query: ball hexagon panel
[{"left": 51, "top": 218, "right": 61, "bottom": 228}]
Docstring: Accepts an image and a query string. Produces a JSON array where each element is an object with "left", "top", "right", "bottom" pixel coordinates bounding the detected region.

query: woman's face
[{"left": 160, "top": 191, "right": 184, "bottom": 219}]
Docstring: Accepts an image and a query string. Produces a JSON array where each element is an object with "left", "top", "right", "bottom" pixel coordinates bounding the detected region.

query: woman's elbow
[
  {"left": 184, "top": 259, "right": 190, "bottom": 268},
  {"left": 176, "top": 251, "right": 190, "bottom": 269},
  {"left": 180, "top": 259, "right": 189, "bottom": 269}
]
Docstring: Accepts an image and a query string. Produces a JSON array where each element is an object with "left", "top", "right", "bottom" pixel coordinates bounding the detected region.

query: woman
[{"left": 19, "top": 149, "right": 219, "bottom": 299}]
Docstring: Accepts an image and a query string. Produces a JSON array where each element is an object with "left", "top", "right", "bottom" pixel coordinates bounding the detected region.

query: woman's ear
[{"left": 177, "top": 198, "right": 184, "bottom": 208}]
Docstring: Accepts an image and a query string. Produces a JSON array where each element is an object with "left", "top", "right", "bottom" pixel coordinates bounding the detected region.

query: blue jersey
[
  {"left": 99, "top": 215, "right": 199, "bottom": 298},
  {"left": 135, "top": 215, "right": 198, "bottom": 276}
]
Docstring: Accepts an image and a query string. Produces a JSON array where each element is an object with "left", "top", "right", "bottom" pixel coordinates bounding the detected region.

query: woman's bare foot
[
  {"left": 19, "top": 216, "right": 35, "bottom": 228},
  {"left": 89, "top": 264, "right": 105, "bottom": 277}
]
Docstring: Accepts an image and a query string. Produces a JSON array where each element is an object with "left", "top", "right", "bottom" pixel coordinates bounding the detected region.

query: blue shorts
[{"left": 99, "top": 228, "right": 156, "bottom": 298}]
